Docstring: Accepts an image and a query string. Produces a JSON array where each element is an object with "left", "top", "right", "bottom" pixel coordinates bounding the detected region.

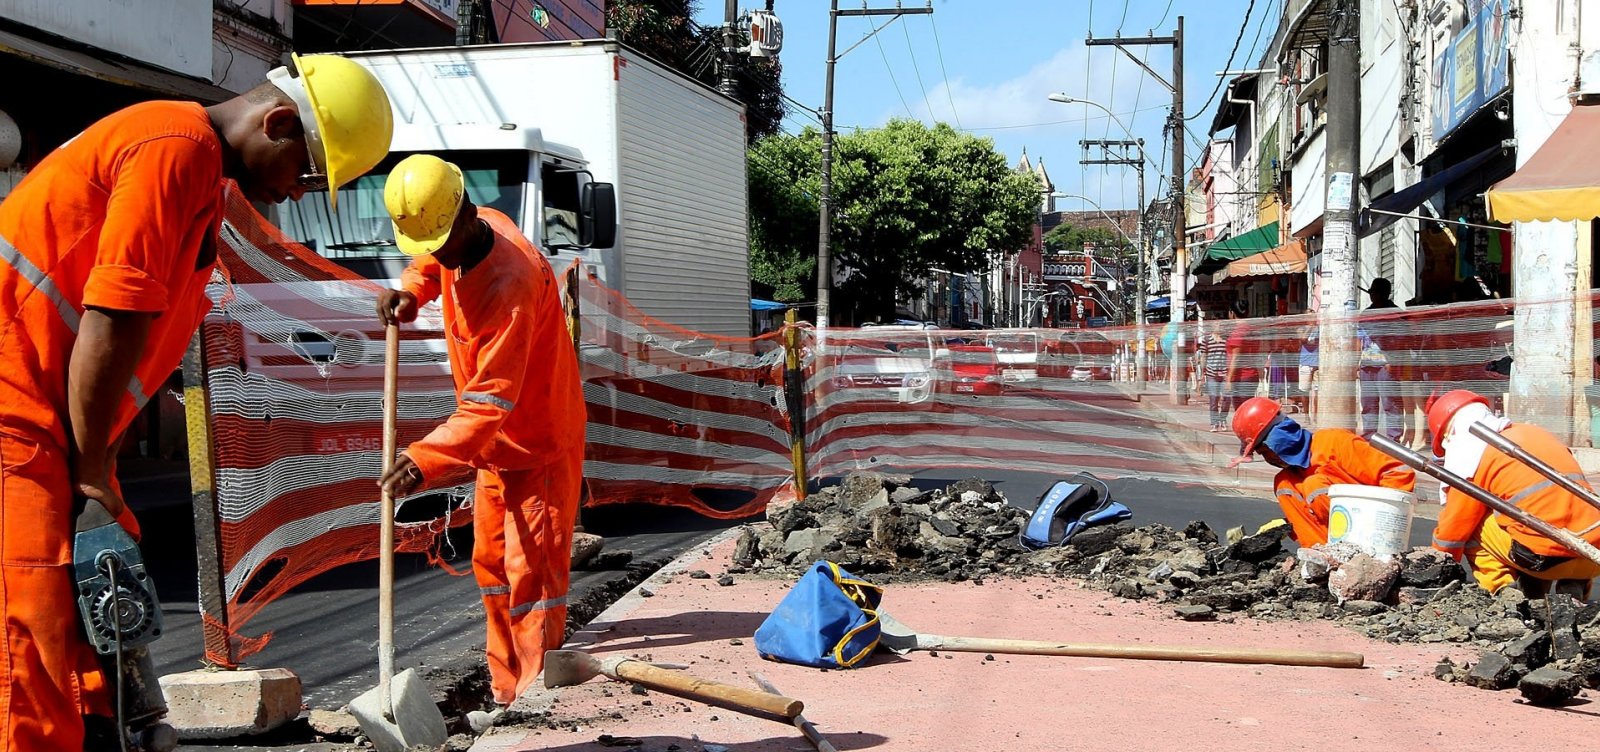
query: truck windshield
[{"left": 278, "top": 150, "right": 526, "bottom": 261}]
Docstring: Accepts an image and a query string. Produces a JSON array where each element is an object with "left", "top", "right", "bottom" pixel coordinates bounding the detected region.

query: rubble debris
[
  {"left": 1466, "top": 652, "right": 1522, "bottom": 691},
  {"left": 688, "top": 570, "right": 711, "bottom": 580},
  {"left": 716, "top": 575, "right": 736, "bottom": 587},
  {"left": 1519, "top": 666, "right": 1582, "bottom": 706},
  {"left": 734, "top": 472, "right": 1596, "bottom": 705},
  {"left": 1174, "top": 605, "right": 1216, "bottom": 622}
]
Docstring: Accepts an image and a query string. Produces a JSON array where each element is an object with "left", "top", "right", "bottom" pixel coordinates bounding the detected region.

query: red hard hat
[
  {"left": 1232, "top": 397, "right": 1283, "bottom": 460},
  {"left": 1426, "top": 389, "right": 1490, "bottom": 456}
]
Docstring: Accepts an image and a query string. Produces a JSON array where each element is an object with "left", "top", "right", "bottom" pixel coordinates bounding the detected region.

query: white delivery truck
[{"left": 277, "top": 39, "right": 752, "bottom": 337}]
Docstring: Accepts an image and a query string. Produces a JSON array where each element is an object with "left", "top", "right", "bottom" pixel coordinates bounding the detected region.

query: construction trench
[{"left": 260, "top": 472, "right": 1600, "bottom": 752}]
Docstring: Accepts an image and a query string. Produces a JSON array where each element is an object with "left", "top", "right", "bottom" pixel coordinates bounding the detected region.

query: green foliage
[
  {"left": 606, "top": 0, "right": 784, "bottom": 141},
  {"left": 747, "top": 120, "right": 1040, "bottom": 319},
  {"left": 748, "top": 129, "right": 821, "bottom": 302},
  {"left": 1044, "top": 223, "right": 1122, "bottom": 254}
]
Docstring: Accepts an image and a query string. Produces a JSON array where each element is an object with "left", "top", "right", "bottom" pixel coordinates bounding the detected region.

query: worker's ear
[{"left": 261, "top": 105, "right": 301, "bottom": 143}]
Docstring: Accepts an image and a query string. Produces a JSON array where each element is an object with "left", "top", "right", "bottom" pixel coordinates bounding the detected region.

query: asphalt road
[{"left": 137, "top": 500, "right": 743, "bottom": 712}]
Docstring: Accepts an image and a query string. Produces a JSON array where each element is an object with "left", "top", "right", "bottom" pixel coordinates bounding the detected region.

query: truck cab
[{"left": 276, "top": 126, "right": 616, "bottom": 281}]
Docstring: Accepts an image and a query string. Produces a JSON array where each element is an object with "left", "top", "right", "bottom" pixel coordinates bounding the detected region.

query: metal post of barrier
[
  {"left": 183, "top": 329, "right": 235, "bottom": 668},
  {"left": 783, "top": 309, "right": 809, "bottom": 501},
  {"left": 564, "top": 265, "right": 588, "bottom": 532}
]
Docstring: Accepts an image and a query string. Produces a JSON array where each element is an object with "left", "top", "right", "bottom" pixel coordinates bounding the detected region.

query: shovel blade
[
  {"left": 874, "top": 611, "right": 927, "bottom": 655},
  {"left": 543, "top": 649, "right": 601, "bottom": 688}
]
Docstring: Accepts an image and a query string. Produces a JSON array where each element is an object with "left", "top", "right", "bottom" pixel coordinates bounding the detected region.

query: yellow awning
[{"left": 1486, "top": 105, "right": 1600, "bottom": 223}]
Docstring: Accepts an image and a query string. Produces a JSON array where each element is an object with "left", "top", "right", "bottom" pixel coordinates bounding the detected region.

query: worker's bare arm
[{"left": 67, "top": 307, "right": 154, "bottom": 517}]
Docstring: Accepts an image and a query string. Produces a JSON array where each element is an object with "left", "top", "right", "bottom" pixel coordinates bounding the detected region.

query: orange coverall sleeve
[
  {"left": 84, "top": 135, "right": 216, "bottom": 313},
  {"left": 1359, "top": 438, "right": 1416, "bottom": 493},
  {"left": 400, "top": 254, "right": 443, "bottom": 308},
  {"left": 407, "top": 308, "right": 533, "bottom": 481},
  {"left": 1433, "top": 487, "right": 1491, "bottom": 559}
]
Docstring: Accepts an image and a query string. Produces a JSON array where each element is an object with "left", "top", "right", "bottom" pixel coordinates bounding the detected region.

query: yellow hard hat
[
  {"left": 384, "top": 154, "right": 465, "bottom": 256},
  {"left": 268, "top": 53, "right": 394, "bottom": 208}
]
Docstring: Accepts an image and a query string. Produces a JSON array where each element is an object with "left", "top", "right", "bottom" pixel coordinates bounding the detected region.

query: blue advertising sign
[{"left": 1432, "top": 0, "right": 1512, "bottom": 141}]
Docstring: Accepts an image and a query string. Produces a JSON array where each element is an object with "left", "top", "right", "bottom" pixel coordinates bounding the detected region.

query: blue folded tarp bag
[
  {"left": 1020, "top": 472, "right": 1132, "bottom": 548},
  {"left": 754, "top": 560, "right": 884, "bottom": 669}
]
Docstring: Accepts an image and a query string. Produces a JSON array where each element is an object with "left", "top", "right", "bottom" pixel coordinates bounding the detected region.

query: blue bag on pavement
[
  {"left": 755, "top": 560, "right": 884, "bottom": 669},
  {"left": 1020, "top": 472, "right": 1132, "bottom": 549}
]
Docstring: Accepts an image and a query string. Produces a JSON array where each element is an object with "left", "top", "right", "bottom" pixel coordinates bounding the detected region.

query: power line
[
  {"left": 901, "top": 18, "right": 935, "bottom": 122},
  {"left": 874, "top": 22, "right": 915, "bottom": 117},
  {"left": 928, "top": 15, "right": 963, "bottom": 129},
  {"left": 1187, "top": 0, "right": 1260, "bottom": 121}
]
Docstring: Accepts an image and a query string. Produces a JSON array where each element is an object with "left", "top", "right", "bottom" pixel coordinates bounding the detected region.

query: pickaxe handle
[
  {"left": 611, "top": 660, "right": 803, "bottom": 718},
  {"left": 1371, "top": 434, "right": 1600, "bottom": 568},
  {"left": 921, "top": 635, "right": 1365, "bottom": 668}
]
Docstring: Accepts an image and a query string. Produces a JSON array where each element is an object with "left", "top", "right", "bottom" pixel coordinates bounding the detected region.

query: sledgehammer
[{"left": 544, "top": 649, "right": 804, "bottom": 718}]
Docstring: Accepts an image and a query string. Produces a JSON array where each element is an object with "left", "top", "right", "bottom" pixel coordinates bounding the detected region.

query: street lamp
[{"left": 1047, "top": 95, "right": 1154, "bottom": 388}]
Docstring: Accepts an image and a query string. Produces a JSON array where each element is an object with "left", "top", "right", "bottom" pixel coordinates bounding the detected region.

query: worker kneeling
[
  {"left": 1427, "top": 390, "right": 1600, "bottom": 596},
  {"left": 1232, "top": 397, "right": 1416, "bottom": 546},
  {"left": 376, "top": 154, "right": 586, "bottom": 706}
]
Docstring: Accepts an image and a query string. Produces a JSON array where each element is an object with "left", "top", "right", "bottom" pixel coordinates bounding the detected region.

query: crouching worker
[
  {"left": 1231, "top": 397, "right": 1416, "bottom": 546},
  {"left": 1427, "top": 390, "right": 1600, "bottom": 596},
  {"left": 375, "top": 154, "right": 586, "bottom": 706}
]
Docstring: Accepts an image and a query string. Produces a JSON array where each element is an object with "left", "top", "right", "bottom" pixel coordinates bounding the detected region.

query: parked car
[{"left": 940, "top": 344, "right": 1004, "bottom": 396}]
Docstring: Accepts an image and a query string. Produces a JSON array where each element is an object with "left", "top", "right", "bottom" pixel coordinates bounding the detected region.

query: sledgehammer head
[
  {"left": 348, "top": 668, "right": 447, "bottom": 752},
  {"left": 543, "top": 649, "right": 604, "bottom": 688}
]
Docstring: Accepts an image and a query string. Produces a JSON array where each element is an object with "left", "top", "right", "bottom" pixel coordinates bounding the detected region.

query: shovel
[
  {"left": 876, "top": 611, "right": 1364, "bottom": 668},
  {"left": 544, "top": 649, "right": 804, "bottom": 718},
  {"left": 350, "top": 322, "right": 448, "bottom": 752}
]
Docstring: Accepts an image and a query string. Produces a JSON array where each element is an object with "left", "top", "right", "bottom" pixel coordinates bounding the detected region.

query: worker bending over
[
  {"left": 376, "top": 154, "right": 586, "bottom": 706},
  {"left": 0, "top": 55, "right": 392, "bottom": 750},
  {"left": 1231, "top": 397, "right": 1416, "bottom": 546},
  {"left": 1428, "top": 390, "right": 1600, "bottom": 595}
]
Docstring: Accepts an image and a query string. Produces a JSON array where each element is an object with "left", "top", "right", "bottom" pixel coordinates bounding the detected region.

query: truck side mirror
[{"left": 580, "top": 182, "right": 617, "bottom": 249}]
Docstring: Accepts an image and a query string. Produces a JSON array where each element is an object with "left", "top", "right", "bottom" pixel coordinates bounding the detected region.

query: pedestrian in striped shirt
[{"left": 1198, "top": 319, "right": 1231, "bottom": 431}]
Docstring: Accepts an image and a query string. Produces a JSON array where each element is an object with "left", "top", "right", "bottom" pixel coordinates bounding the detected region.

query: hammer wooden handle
[
  {"left": 928, "top": 636, "right": 1365, "bottom": 668},
  {"left": 612, "top": 660, "right": 803, "bottom": 718}
]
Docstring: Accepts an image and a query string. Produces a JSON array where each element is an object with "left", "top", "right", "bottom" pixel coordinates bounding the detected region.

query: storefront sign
[{"left": 1432, "top": 0, "right": 1512, "bottom": 141}]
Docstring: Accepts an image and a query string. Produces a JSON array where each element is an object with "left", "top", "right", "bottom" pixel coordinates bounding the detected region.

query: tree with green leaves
[
  {"left": 748, "top": 129, "right": 820, "bottom": 302},
  {"left": 1044, "top": 222, "right": 1121, "bottom": 255},
  {"left": 748, "top": 120, "right": 1040, "bottom": 322},
  {"left": 607, "top": 0, "right": 784, "bottom": 142}
]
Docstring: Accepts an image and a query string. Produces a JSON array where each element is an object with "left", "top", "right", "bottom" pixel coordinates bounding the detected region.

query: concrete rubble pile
[
  {"left": 733, "top": 472, "right": 1035, "bottom": 581},
  {"left": 735, "top": 472, "right": 1600, "bottom": 706}
]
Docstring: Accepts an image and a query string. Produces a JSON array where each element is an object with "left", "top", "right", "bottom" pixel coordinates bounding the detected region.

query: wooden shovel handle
[
  {"left": 612, "top": 660, "right": 804, "bottom": 717},
  {"left": 929, "top": 635, "right": 1364, "bottom": 669}
]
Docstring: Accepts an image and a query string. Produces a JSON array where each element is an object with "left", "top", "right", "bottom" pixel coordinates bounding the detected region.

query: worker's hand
[
  {"left": 379, "top": 451, "right": 423, "bottom": 498},
  {"left": 73, "top": 469, "right": 127, "bottom": 521},
  {"left": 377, "top": 289, "right": 418, "bottom": 326}
]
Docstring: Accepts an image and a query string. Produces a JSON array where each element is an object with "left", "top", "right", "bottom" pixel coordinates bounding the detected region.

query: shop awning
[
  {"left": 1200, "top": 222, "right": 1280, "bottom": 265},
  {"left": 1359, "top": 145, "right": 1502, "bottom": 236},
  {"left": 1145, "top": 296, "right": 1170, "bottom": 310},
  {"left": 750, "top": 299, "right": 788, "bottom": 311},
  {"left": 0, "top": 27, "right": 234, "bottom": 103},
  {"left": 1212, "top": 241, "right": 1307, "bottom": 282},
  {"left": 1486, "top": 105, "right": 1600, "bottom": 222}
]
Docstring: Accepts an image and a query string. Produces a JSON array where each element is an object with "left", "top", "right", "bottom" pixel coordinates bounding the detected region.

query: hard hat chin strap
[{"left": 266, "top": 65, "right": 327, "bottom": 174}]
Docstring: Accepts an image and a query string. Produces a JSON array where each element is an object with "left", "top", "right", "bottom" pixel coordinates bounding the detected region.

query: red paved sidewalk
[{"left": 475, "top": 536, "right": 1589, "bottom": 752}]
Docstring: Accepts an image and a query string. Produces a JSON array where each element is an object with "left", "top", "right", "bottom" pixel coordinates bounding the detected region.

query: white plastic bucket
[{"left": 1326, "top": 484, "right": 1415, "bottom": 560}]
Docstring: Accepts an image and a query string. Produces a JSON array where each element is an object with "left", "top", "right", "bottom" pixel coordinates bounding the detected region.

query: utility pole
[
  {"left": 719, "top": 0, "right": 740, "bottom": 97},
  {"left": 1321, "top": 0, "right": 1360, "bottom": 429},
  {"left": 817, "top": 1, "right": 933, "bottom": 332},
  {"left": 1087, "top": 17, "right": 1185, "bottom": 404},
  {"left": 1082, "top": 138, "right": 1148, "bottom": 386}
]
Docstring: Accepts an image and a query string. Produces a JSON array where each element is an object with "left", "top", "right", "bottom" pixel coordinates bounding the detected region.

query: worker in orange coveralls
[
  {"left": 1231, "top": 397, "right": 1416, "bottom": 546},
  {"left": 1426, "top": 390, "right": 1600, "bottom": 596},
  {"left": 376, "top": 154, "right": 586, "bottom": 706},
  {"left": 0, "top": 55, "right": 392, "bottom": 750}
]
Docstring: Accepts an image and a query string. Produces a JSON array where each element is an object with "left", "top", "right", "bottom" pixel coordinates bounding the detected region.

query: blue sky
[{"left": 696, "top": 0, "right": 1273, "bottom": 215}]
